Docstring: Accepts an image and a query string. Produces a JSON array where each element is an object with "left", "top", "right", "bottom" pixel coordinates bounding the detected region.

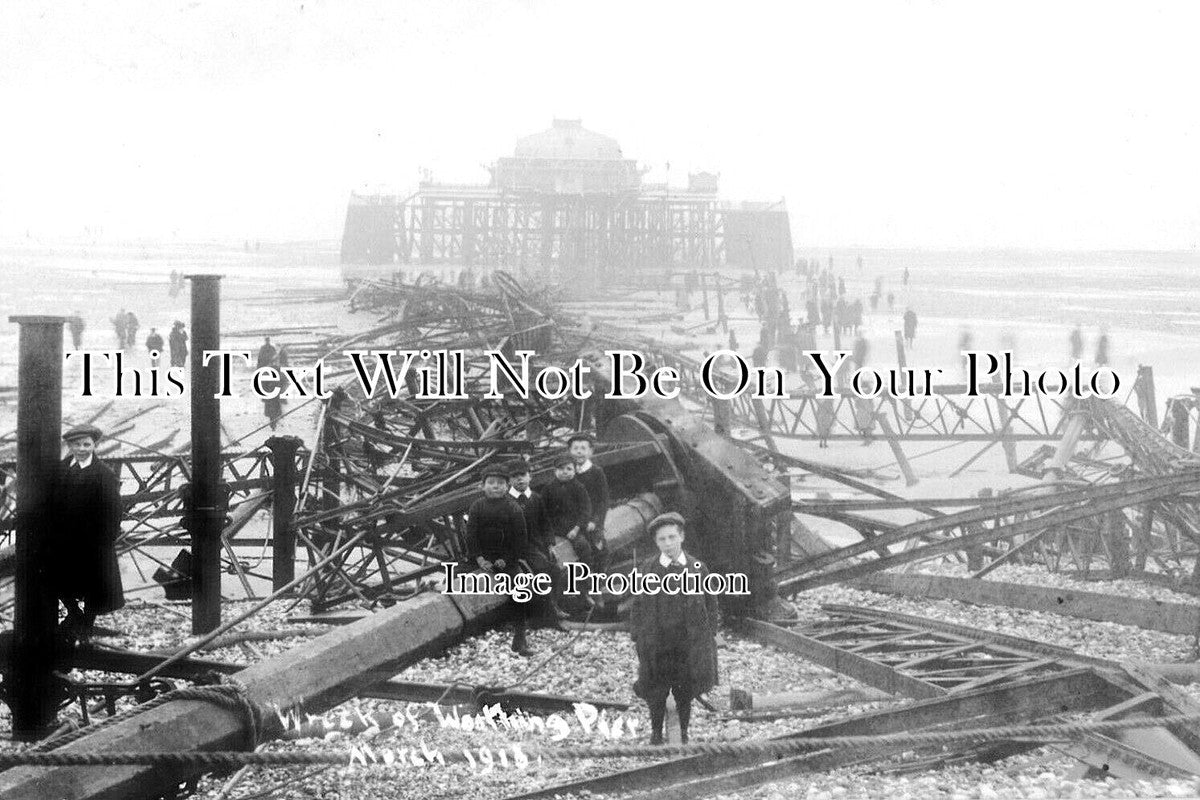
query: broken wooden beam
[
  {"left": 728, "top": 686, "right": 891, "bottom": 713},
  {"left": 0, "top": 592, "right": 507, "bottom": 800},
  {"left": 361, "top": 680, "right": 628, "bottom": 713}
]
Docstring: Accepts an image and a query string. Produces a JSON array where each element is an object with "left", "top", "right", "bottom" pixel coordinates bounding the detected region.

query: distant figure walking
[
  {"left": 111, "top": 308, "right": 128, "bottom": 349},
  {"left": 1095, "top": 330, "right": 1110, "bottom": 366},
  {"left": 124, "top": 312, "right": 139, "bottom": 355},
  {"left": 169, "top": 321, "right": 189, "bottom": 368},
  {"left": 1069, "top": 326, "right": 1084, "bottom": 362},
  {"left": 903, "top": 308, "right": 918, "bottom": 348},
  {"left": 852, "top": 335, "right": 869, "bottom": 369},
  {"left": 902, "top": 267, "right": 910, "bottom": 287},
  {"left": 68, "top": 312, "right": 85, "bottom": 350},
  {"left": 145, "top": 328, "right": 164, "bottom": 368},
  {"left": 856, "top": 255, "right": 863, "bottom": 271},
  {"left": 256, "top": 336, "right": 277, "bottom": 369},
  {"left": 958, "top": 328, "right": 974, "bottom": 354},
  {"left": 816, "top": 397, "right": 835, "bottom": 449},
  {"left": 887, "top": 292, "right": 895, "bottom": 310}
]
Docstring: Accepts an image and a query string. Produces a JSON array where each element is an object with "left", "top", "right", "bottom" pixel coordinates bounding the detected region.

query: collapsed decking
[{"left": 4, "top": 270, "right": 1200, "bottom": 799}]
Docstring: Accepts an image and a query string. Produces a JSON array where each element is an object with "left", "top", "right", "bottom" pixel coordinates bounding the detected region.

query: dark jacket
[
  {"left": 510, "top": 488, "right": 551, "bottom": 551},
  {"left": 169, "top": 328, "right": 189, "bottom": 361},
  {"left": 52, "top": 457, "right": 125, "bottom": 614},
  {"left": 463, "top": 495, "right": 528, "bottom": 566},
  {"left": 629, "top": 554, "right": 719, "bottom": 696},
  {"left": 573, "top": 463, "right": 610, "bottom": 532},
  {"left": 541, "top": 478, "right": 591, "bottom": 540}
]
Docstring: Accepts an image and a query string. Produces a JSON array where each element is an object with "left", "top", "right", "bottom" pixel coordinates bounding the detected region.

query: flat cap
[
  {"left": 552, "top": 452, "right": 575, "bottom": 468},
  {"left": 566, "top": 432, "right": 595, "bottom": 446},
  {"left": 647, "top": 512, "right": 686, "bottom": 535},
  {"left": 62, "top": 424, "right": 102, "bottom": 442},
  {"left": 480, "top": 464, "right": 510, "bottom": 481}
]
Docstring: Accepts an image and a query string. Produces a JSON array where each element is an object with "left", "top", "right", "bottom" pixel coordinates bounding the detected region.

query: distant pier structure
[{"left": 340, "top": 119, "right": 792, "bottom": 278}]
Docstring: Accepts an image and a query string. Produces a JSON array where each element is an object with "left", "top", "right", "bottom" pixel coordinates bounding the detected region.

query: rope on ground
[
  {"left": 13, "top": 710, "right": 1200, "bottom": 768},
  {"left": 30, "top": 676, "right": 265, "bottom": 753}
]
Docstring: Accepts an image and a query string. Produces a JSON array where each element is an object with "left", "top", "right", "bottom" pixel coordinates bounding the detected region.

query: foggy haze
[{"left": 1, "top": 0, "right": 1197, "bottom": 250}]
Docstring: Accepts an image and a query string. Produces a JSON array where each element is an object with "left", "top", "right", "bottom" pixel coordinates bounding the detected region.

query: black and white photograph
[{"left": 1, "top": 2, "right": 1200, "bottom": 798}]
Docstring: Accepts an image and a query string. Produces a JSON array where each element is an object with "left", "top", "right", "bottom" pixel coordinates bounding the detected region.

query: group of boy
[{"left": 462, "top": 433, "right": 610, "bottom": 657}]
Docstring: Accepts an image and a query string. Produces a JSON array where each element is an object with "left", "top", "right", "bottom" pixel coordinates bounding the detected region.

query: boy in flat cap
[
  {"left": 506, "top": 460, "right": 567, "bottom": 625},
  {"left": 630, "top": 512, "right": 720, "bottom": 744},
  {"left": 567, "top": 433, "right": 610, "bottom": 566},
  {"left": 464, "top": 464, "right": 534, "bottom": 655},
  {"left": 53, "top": 424, "right": 125, "bottom": 643},
  {"left": 541, "top": 452, "right": 595, "bottom": 567}
]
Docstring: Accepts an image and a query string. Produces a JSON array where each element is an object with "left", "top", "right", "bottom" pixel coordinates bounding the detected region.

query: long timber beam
[
  {"left": 0, "top": 592, "right": 507, "bottom": 800},
  {"left": 851, "top": 572, "right": 1200, "bottom": 637}
]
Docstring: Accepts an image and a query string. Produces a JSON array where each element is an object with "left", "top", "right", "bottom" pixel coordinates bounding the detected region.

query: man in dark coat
[
  {"left": 145, "top": 328, "right": 165, "bottom": 369},
  {"left": 54, "top": 424, "right": 124, "bottom": 643},
  {"left": 169, "top": 321, "right": 189, "bottom": 368},
  {"left": 903, "top": 308, "right": 918, "bottom": 348},
  {"left": 464, "top": 465, "right": 533, "bottom": 655},
  {"left": 567, "top": 433, "right": 609, "bottom": 566},
  {"left": 630, "top": 512, "right": 719, "bottom": 744},
  {"left": 256, "top": 336, "right": 277, "bottom": 370}
]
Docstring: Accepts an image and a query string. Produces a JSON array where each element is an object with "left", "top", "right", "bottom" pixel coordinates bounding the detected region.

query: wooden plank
[
  {"left": 851, "top": 572, "right": 1200, "bottom": 637},
  {"left": 507, "top": 668, "right": 1122, "bottom": 800},
  {"left": 0, "top": 592, "right": 508, "bottom": 800}
]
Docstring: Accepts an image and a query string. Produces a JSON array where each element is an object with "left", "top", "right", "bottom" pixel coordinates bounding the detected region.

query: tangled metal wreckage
[{"left": 2, "top": 274, "right": 1200, "bottom": 798}]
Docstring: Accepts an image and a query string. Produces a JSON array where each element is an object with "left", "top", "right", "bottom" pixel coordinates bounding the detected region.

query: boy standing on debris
[
  {"left": 542, "top": 452, "right": 594, "bottom": 566},
  {"left": 630, "top": 513, "right": 720, "bottom": 745},
  {"left": 568, "top": 433, "right": 609, "bottom": 566},
  {"left": 464, "top": 465, "right": 534, "bottom": 656},
  {"left": 508, "top": 460, "right": 568, "bottom": 626}
]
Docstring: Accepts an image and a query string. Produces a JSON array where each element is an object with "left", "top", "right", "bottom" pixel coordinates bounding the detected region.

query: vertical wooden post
[
  {"left": 714, "top": 272, "right": 727, "bottom": 331},
  {"left": 266, "top": 435, "right": 302, "bottom": 591},
  {"left": 1136, "top": 365, "right": 1157, "bottom": 427},
  {"left": 995, "top": 398, "right": 1020, "bottom": 474},
  {"left": 1171, "top": 400, "right": 1190, "bottom": 449},
  {"left": 8, "top": 315, "right": 66, "bottom": 740},
  {"left": 876, "top": 414, "right": 918, "bottom": 486},
  {"left": 188, "top": 275, "right": 223, "bottom": 634}
]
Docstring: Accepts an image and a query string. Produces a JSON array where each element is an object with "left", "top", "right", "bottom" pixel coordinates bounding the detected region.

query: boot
[
  {"left": 678, "top": 695, "right": 692, "bottom": 744},
  {"left": 510, "top": 620, "right": 532, "bottom": 658},
  {"left": 649, "top": 700, "right": 666, "bottom": 745}
]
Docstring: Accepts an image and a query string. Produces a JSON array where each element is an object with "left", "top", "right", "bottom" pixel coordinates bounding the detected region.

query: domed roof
[{"left": 513, "top": 119, "right": 624, "bottom": 161}]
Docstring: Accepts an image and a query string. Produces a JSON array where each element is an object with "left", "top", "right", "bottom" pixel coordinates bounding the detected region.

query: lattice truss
[
  {"left": 772, "top": 396, "right": 1200, "bottom": 592},
  {"left": 0, "top": 448, "right": 299, "bottom": 623},
  {"left": 287, "top": 274, "right": 649, "bottom": 611},
  {"left": 388, "top": 195, "right": 726, "bottom": 276}
]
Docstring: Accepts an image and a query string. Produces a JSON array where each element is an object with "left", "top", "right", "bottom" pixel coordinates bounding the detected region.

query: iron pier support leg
[
  {"left": 266, "top": 435, "right": 303, "bottom": 591},
  {"left": 8, "top": 315, "right": 67, "bottom": 740},
  {"left": 188, "top": 275, "right": 223, "bottom": 634}
]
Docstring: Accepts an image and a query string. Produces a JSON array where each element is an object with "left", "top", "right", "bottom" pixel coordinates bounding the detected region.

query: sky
[{"left": 0, "top": 0, "right": 1197, "bottom": 250}]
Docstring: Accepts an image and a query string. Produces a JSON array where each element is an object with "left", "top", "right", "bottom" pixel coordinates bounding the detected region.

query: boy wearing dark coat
[
  {"left": 630, "top": 513, "right": 720, "bottom": 744},
  {"left": 54, "top": 424, "right": 125, "bottom": 643},
  {"left": 464, "top": 465, "right": 533, "bottom": 656},
  {"left": 567, "top": 433, "right": 609, "bottom": 565},
  {"left": 507, "top": 460, "right": 567, "bottom": 625},
  {"left": 541, "top": 453, "right": 594, "bottom": 565}
]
